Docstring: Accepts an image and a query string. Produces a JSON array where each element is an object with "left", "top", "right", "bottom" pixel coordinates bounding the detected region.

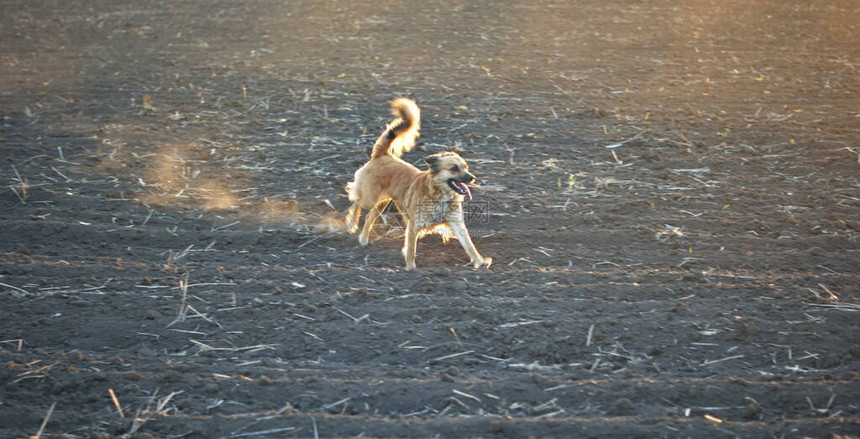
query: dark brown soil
[{"left": 1, "top": 1, "right": 859, "bottom": 437}]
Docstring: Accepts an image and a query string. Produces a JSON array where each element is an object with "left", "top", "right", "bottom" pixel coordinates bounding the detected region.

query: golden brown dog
[{"left": 345, "top": 98, "right": 492, "bottom": 271}]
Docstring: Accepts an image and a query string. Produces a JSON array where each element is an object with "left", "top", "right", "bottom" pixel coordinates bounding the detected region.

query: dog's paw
[{"left": 473, "top": 257, "right": 493, "bottom": 269}]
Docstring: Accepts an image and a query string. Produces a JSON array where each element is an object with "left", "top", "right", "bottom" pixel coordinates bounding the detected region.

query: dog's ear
[{"left": 423, "top": 154, "right": 440, "bottom": 172}]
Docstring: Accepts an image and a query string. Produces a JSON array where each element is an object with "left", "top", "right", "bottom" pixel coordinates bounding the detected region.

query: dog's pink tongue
[{"left": 463, "top": 183, "right": 472, "bottom": 201}]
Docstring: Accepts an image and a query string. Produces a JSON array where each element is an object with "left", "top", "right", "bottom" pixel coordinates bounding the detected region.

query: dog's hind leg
[
  {"left": 402, "top": 220, "right": 418, "bottom": 270},
  {"left": 346, "top": 204, "right": 361, "bottom": 234},
  {"left": 358, "top": 203, "right": 384, "bottom": 246}
]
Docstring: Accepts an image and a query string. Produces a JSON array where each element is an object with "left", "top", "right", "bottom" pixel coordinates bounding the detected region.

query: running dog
[{"left": 345, "top": 98, "right": 492, "bottom": 271}]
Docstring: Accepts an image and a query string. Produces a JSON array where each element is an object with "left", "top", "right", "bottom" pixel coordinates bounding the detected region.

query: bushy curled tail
[{"left": 370, "top": 98, "right": 420, "bottom": 159}]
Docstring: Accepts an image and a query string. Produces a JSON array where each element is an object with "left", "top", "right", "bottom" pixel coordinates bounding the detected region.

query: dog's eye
[{"left": 450, "top": 165, "right": 459, "bottom": 172}]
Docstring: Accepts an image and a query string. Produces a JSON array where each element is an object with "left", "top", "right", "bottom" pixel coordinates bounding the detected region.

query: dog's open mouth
[{"left": 447, "top": 179, "right": 473, "bottom": 200}]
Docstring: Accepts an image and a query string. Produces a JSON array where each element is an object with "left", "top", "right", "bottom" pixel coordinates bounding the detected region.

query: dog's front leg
[
  {"left": 448, "top": 220, "right": 492, "bottom": 269},
  {"left": 402, "top": 220, "right": 418, "bottom": 270}
]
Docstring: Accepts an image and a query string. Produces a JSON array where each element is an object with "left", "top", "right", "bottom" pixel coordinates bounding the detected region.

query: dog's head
[{"left": 423, "top": 152, "right": 475, "bottom": 200}]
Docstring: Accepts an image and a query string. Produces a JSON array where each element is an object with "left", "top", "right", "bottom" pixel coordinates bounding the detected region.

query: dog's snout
[{"left": 463, "top": 172, "right": 476, "bottom": 184}]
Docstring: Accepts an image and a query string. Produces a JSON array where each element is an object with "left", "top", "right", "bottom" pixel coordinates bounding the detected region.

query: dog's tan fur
[{"left": 345, "top": 98, "right": 492, "bottom": 271}]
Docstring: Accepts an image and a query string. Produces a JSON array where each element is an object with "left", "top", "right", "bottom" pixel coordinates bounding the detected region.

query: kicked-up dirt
[{"left": 1, "top": 0, "right": 858, "bottom": 437}]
